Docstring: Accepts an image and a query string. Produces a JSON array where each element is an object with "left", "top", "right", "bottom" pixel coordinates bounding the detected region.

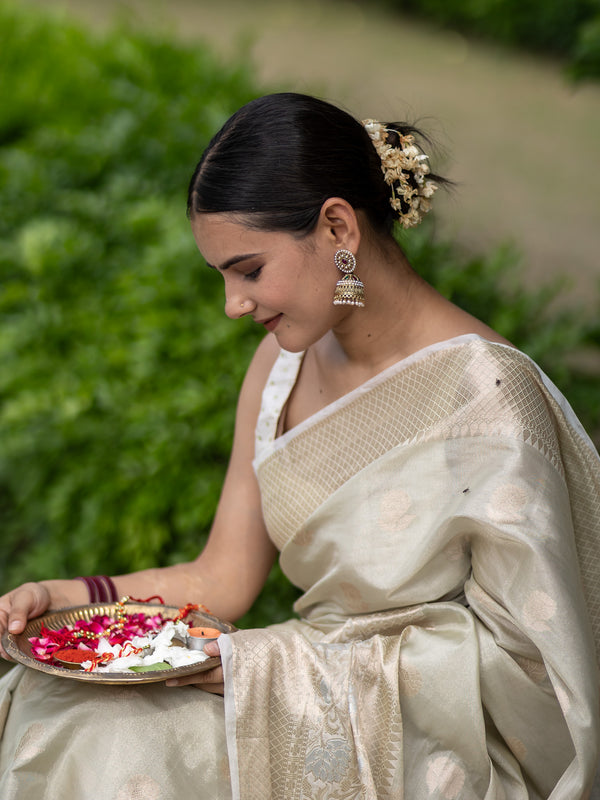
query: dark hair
[{"left": 187, "top": 92, "right": 446, "bottom": 235}]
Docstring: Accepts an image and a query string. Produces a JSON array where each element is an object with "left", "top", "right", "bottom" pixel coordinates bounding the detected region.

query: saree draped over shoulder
[
  {"left": 1, "top": 335, "right": 599, "bottom": 800},
  {"left": 221, "top": 334, "right": 600, "bottom": 800}
]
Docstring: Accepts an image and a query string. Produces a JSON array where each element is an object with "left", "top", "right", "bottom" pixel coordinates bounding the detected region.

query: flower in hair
[{"left": 362, "top": 119, "right": 438, "bottom": 228}]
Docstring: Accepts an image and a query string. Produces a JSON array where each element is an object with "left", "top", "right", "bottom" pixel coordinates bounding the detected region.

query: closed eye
[{"left": 245, "top": 266, "right": 263, "bottom": 281}]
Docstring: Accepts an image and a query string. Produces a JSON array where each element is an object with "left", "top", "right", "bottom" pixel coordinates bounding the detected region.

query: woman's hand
[
  {"left": 0, "top": 582, "right": 52, "bottom": 660},
  {"left": 164, "top": 639, "right": 224, "bottom": 695},
  {"left": 0, "top": 579, "right": 87, "bottom": 661}
]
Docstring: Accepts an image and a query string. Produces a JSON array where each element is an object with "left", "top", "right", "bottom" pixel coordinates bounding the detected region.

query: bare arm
[
  {"left": 110, "top": 332, "right": 282, "bottom": 619},
  {"left": 0, "top": 334, "right": 281, "bottom": 657}
]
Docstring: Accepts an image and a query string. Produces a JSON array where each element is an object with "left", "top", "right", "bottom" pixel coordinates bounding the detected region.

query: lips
[{"left": 258, "top": 314, "right": 282, "bottom": 332}]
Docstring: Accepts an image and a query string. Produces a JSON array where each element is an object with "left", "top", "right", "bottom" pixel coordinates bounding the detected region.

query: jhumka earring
[{"left": 332, "top": 249, "right": 365, "bottom": 307}]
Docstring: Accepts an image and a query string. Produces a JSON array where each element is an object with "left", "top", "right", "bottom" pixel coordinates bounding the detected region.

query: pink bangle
[{"left": 75, "top": 575, "right": 119, "bottom": 603}]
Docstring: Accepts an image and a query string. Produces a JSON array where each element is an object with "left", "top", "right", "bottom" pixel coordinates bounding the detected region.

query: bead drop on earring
[{"left": 332, "top": 249, "right": 365, "bottom": 307}]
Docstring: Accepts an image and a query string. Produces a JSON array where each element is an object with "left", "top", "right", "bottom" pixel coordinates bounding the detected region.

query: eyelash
[{"left": 245, "top": 267, "right": 263, "bottom": 281}]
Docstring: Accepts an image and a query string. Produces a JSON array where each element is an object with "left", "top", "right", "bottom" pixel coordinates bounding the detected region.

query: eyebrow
[{"left": 206, "top": 252, "right": 264, "bottom": 271}]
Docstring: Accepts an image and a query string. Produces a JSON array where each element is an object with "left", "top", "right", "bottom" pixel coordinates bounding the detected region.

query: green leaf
[{"left": 129, "top": 662, "right": 172, "bottom": 672}]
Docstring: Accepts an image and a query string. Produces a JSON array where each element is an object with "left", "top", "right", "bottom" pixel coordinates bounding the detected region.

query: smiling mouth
[{"left": 257, "top": 314, "right": 282, "bottom": 332}]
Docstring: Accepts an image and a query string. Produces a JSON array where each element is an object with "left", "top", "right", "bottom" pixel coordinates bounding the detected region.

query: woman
[{"left": 1, "top": 92, "right": 599, "bottom": 799}]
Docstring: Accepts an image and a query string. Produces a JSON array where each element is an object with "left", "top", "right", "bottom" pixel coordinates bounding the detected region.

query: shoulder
[
  {"left": 234, "top": 334, "right": 282, "bottom": 433},
  {"left": 466, "top": 338, "right": 546, "bottom": 398},
  {"left": 454, "top": 338, "right": 572, "bottom": 460},
  {"left": 455, "top": 337, "right": 547, "bottom": 407},
  {"left": 241, "top": 334, "right": 282, "bottom": 398}
]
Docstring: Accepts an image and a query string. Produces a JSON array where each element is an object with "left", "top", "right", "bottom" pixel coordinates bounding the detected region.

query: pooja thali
[{"left": 1, "top": 602, "right": 236, "bottom": 685}]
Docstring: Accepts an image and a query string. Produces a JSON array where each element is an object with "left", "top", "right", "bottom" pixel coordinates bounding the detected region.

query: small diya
[{"left": 186, "top": 627, "right": 222, "bottom": 652}]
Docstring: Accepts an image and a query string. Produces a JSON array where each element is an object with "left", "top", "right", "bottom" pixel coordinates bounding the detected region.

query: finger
[
  {"left": 165, "top": 680, "right": 225, "bottom": 694},
  {"left": 203, "top": 640, "right": 221, "bottom": 658},
  {"left": 0, "top": 609, "right": 17, "bottom": 661},
  {"left": 0, "top": 583, "right": 50, "bottom": 662},
  {"left": 165, "top": 666, "right": 224, "bottom": 686},
  {"left": 165, "top": 665, "right": 224, "bottom": 690},
  {"left": 7, "top": 586, "right": 38, "bottom": 634},
  {"left": 193, "top": 683, "right": 225, "bottom": 695}
]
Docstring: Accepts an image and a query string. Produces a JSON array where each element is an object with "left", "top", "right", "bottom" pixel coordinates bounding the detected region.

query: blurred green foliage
[
  {"left": 378, "top": 0, "right": 600, "bottom": 81},
  {"left": 0, "top": 2, "right": 598, "bottom": 629},
  {"left": 570, "top": 13, "right": 600, "bottom": 80},
  {"left": 0, "top": 1, "right": 267, "bottom": 606}
]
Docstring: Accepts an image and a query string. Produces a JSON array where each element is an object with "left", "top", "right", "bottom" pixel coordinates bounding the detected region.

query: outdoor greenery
[
  {"left": 379, "top": 0, "right": 600, "bottom": 81},
  {"left": 1, "top": 2, "right": 598, "bottom": 629}
]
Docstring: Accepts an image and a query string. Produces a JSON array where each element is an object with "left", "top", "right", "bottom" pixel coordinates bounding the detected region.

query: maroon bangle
[{"left": 75, "top": 575, "right": 119, "bottom": 603}]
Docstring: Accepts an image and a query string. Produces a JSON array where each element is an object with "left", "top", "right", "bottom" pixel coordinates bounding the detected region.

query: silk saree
[
  {"left": 222, "top": 334, "right": 600, "bottom": 799},
  {"left": 1, "top": 334, "right": 599, "bottom": 799}
]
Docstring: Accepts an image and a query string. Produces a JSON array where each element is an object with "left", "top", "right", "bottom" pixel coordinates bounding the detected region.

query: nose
[{"left": 224, "top": 293, "right": 256, "bottom": 320}]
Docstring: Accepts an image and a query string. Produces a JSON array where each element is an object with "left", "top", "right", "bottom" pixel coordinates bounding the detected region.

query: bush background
[{"left": 1, "top": 1, "right": 599, "bottom": 629}]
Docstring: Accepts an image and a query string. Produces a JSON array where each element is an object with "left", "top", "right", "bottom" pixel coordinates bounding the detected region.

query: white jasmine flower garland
[
  {"left": 362, "top": 119, "right": 438, "bottom": 228},
  {"left": 83, "top": 621, "right": 209, "bottom": 673}
]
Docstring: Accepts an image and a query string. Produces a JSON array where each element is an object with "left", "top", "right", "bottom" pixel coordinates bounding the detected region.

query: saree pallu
[
  {"left": 222, "top": 335, "right": 600, "bottom": 799},
  {"left": 1, "top": 334, "right": 598, "bottom": 799}
]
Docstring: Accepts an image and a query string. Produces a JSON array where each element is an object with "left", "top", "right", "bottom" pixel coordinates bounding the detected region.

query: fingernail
[{"left": 8, "top": 621, "right": 21, "bottom": 632}]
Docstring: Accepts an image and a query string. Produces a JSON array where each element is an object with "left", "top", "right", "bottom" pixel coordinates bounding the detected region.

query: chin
[
  {"left": 274, "top": 337, "right": 306, "bottom": 354},
  {"left": 272, "top": 327, "right": 315, "bottom": 354},
  {"left": 273, "top": 319, "right": 331, "bottom": 353}
]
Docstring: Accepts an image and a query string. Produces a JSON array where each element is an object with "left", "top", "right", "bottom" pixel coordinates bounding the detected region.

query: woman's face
[{"left": 191, "top": 213, "right": 348, "bottom": 352}]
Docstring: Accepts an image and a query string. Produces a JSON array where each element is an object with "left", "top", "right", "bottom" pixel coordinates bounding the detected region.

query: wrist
[
  {"left": 74, "top": 575, "right": 119, "bottom": 603},
  {"left": 39, "top": 579, "right": 89, "bottom": 610}
]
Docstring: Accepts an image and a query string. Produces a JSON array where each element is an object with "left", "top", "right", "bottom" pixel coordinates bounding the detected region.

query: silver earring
[{"left": 332, "top": 249, "right": 365, "bottom": 307}]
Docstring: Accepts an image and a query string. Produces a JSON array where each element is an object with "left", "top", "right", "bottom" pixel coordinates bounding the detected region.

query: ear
[{"left": 315, "top": 198, "right": 361, "bottom": 253}]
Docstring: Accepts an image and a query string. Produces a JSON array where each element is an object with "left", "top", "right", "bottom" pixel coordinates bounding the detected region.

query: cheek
[{"left": 299, "top": 253, "right": 335, "bottom": 296}]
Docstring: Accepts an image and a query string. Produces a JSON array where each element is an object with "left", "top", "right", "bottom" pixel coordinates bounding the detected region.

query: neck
[{"left": 324, "top": 239, "right": 435, "bottom": 372}]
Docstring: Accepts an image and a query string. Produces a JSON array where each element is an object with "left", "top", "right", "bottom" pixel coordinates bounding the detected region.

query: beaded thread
[{"left": 28, "top": 597, "right": 208, "bottom": 671}]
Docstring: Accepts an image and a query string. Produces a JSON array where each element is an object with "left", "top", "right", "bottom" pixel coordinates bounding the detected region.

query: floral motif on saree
[{"left": 222, "top": 334, "right": 600, "bottom": 800}]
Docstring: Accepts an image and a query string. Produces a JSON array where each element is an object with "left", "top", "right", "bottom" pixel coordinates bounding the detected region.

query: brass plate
[{"left": 1, "top": 603, "right": 235, "bottom": 684}]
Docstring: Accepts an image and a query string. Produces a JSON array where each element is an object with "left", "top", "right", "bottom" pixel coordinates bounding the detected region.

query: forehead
[
  {"left": 190, "top": 213, "right": 299, "bottom": 265},
  {"left": 190, "top": 213, "right": 251, "bottom": 250}
]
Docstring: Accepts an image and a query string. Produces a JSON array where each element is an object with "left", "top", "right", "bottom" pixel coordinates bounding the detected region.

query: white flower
[
  {"left": 85, "top": 618, "right": 210, "bottom": 673},
  {"left": 362, "top": 118, "right": 438, "bottom": 227}
]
